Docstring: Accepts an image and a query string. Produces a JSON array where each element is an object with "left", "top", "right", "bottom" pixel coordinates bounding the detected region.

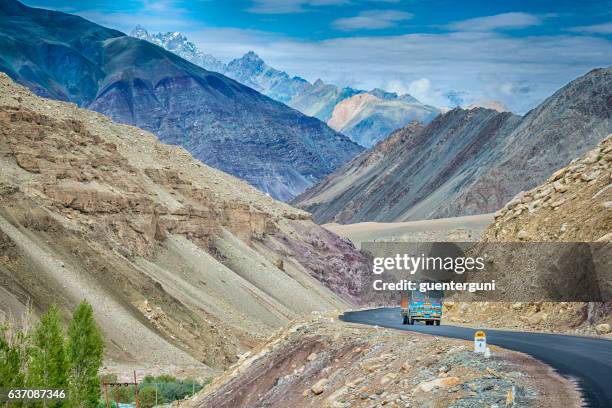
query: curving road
[{"left": 341, "top": 308, "right": 612, "bottom": 407}]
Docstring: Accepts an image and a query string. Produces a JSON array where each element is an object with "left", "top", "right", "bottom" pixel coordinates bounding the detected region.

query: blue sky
[{"left": 23, "top": 0, "right": 612, "bottom": 112}]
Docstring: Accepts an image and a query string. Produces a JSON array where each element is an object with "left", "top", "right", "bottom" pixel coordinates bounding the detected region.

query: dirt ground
[{"left": 324, "top": 214, "right": 493, "bottom": 248}]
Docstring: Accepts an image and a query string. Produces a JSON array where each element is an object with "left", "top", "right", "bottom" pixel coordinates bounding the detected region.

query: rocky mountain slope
[
  {"left": 445, "top": 135, "right": 611, "bottom": 335},
  {"left": 294, "top": 67, "right": 612, "bottom": 223},
  {"left": 0, "top": 74, "right": 370, "bottom": 375},
  {"left": 327, "top": 92, "right": 439, "bottom": 147},
  {"left": 295, "top": 109, "right": 521, "bottom": 223},
  {"left": 0, "top": 1, "right": 362, "bottom": 202},
  {"left": 189, "top": 315, "right": 578, "bottom": 408}
]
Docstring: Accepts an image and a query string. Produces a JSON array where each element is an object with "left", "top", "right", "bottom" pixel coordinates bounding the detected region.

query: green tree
[
  {"left": 66, "top": 301, "right": 103, "bottom": 408},
  {"left": 138, "top": 387, "right": 162, "bottom": 408},
  {"left": 0, "top": 325, "right": 26, "bottom": 388},
  {"left": 27, "top": 305, "right": 68, "bottom": 408}
]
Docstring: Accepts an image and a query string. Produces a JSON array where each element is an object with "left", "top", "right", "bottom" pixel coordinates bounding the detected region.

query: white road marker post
[{"left": 474, "top": 330, "right": 487, "bottom": 353}]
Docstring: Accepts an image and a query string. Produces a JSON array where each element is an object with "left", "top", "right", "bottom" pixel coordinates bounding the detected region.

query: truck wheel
[
  {"left": 435, "top": 320, "right": 440, "bottom": 326},
  {"left": 408, "top": 317, "right": 414, "bottom": 325},
  {"left": 402, "top": 315, "right": 408, "bottom": 325}
]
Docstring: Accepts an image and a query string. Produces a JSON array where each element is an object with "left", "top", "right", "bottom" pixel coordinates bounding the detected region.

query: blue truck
[{"left": 400, "top": 289, "right": 443, "bottom": 326}]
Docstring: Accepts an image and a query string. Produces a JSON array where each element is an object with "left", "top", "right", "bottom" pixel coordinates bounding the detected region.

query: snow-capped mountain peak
[{"left": 129, "top": 26, "right": 226, "bottom": 73}]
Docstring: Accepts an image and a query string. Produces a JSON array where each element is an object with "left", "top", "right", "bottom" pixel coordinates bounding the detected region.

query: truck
[{"left": 400, "top": 289, "right": 443, "bottom": 326}]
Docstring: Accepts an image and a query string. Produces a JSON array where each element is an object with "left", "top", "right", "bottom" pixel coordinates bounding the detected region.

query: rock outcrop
[
  {"left": 0, "top": 74, "right": 369, "bottom": 374},
  {"left": 445, "top": 135, "right": 611, "bottom": 334},
  {"left": 190, "top": 316, "right": 579, "bottom": 408},
  {"left": 485, "top": 135, "right": 612, "bottom": 243}
]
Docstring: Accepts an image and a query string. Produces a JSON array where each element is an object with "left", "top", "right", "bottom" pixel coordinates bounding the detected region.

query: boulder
[
  {"left": 311, "top": 378, "right": 329, "bottom": 395},
  {"left": 595, "top": 323, "right": 611, "bottom": 335},
  {"left": 414, "top": 377, "right": 460, "bottom": 393}
]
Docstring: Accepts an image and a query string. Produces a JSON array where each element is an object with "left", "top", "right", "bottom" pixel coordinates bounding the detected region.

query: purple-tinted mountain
[
  {"left": 294, "top": 67, "right": 612, "bottom": 222},
  {"left": 0, "top": 0, "right": 363, "bottom": 201}
]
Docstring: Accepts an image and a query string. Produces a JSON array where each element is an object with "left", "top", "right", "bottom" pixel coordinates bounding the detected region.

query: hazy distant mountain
[
  {"left": 0, "top": 0, "right": 362, "bottom": 201},
  {"left": 288, "top": 79, "right": 364, "bottom": 121},
  {"left": 130, "top": 25, "right": 226, "bottom": 73},
  {"left": 224, "top": 51, "right": 310, "bottom": 104},
  {"left": 129, "top": 26, "right": 440, "bottom": 145},
  {"left": 327, "top": 92, "right": 439, "bottom": 147},
  {"left": 293, "top": 67, "right": 612, "bottom": 222}
]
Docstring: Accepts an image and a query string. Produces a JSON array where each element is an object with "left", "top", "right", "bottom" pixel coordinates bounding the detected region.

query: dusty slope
[
  {"left": 188, "top": 316, "right": 579, "bottom": 408},
  {"left": 0, "top": 73, "right": 370, "bottom": 374},
  {"left": 327, "top": 93, "right": 439, "bottom": 147},
  {"left": 445, "top": 135, "right": 612, "bottom": 335},
  {"left": 294, "top": 67, "right": 612, "bottom": 223}
]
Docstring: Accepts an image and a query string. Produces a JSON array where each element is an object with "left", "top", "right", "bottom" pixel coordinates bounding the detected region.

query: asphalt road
[{"left": 341, "top": 308, "right": 612, "bottom": 407}]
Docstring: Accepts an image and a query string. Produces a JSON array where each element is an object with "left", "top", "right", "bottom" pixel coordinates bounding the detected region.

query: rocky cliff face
[
  {"left": 0, "top": 74, "right": 369, "bottom": 373},
  {"left": 0, "top": 1, "right": 362, "bottom": 201},
  {"left": 327, "top": 93, "right": 439, "bottom": 147},
  {"left": 294, "top": 67, "right": 612, "bottom": 223}
]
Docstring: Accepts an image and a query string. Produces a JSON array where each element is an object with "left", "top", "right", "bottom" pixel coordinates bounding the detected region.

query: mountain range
[
  {"left": 0, "top": 1, "right": 363, "bottom": 201},
  {"left": 0, "top": 72, "right": 369, "bottom": 371},
  {"left": 130, "top": 26, "right": 440, "bottom": 147},
  {"left": 293, "top": 67, "right": 612, "bottom": 223}
]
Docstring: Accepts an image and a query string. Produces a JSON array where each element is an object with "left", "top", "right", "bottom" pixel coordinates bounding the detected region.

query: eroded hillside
[{"left": 0, "top": 73, "right": 369, "bottom": 375}]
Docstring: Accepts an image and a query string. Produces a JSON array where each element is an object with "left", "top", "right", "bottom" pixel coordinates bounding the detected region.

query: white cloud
[
  {"left": 246, "top": 0, "right": 348, "bottom": 14},
  {"left": 405, "top": 78, "right": 455, "bottom": 107},
  {"left": 186, "top": 28, "right": 612, "bottom": 113},
  {"left": 384, "top": 79, "right": 410, "bottom": 95},
  {"left": 333, "top": 10, "right": 413, "bottom": 31},
  {"left": 447, "top": 12, "right": 542, "bottom": 32},
  {"left": 500, "top": 82, "right": 514, "bottom": 95},
  {"left": 570, "top": 22, "right": 612, "bottom": 35}
]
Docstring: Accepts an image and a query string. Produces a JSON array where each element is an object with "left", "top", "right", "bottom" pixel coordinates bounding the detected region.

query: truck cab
[{"left": 400, "top": 289, "right": 442, "bottom": 326}]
